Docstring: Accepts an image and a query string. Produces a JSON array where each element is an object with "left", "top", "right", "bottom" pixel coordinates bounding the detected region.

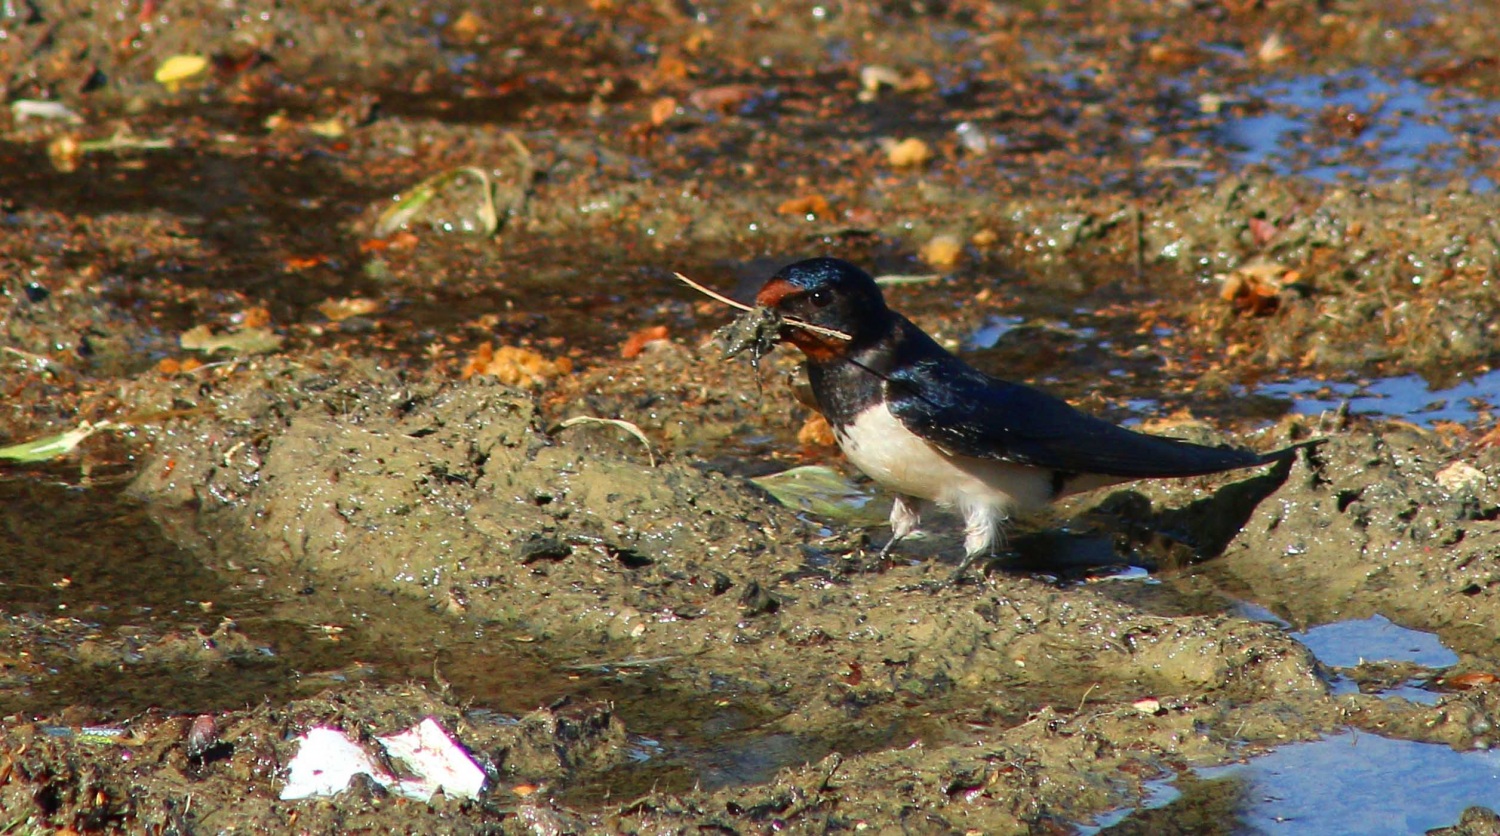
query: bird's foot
[{"left": 944, "top": 551, "right": 1007, "bottom": 587}]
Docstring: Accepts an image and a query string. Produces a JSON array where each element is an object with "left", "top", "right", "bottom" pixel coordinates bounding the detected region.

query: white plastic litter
[
  {"left": 377, "top": 717, "right": 488, "bottom": 803},
  {"left": 281, "top": 727, "right": 388, "bottom": 801},
  {"left": 280, "top": 717, "right": 486, "bottom": 802}
]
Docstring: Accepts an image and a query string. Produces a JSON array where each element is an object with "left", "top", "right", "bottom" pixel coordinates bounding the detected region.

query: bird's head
[{"left": 755, "top": 257, "right": 891, "bottom": 361}]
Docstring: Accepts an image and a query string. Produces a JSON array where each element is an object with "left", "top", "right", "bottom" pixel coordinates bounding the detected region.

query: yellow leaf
[{"left": 155, "top": 55, "right": 209, "bottom": 92}]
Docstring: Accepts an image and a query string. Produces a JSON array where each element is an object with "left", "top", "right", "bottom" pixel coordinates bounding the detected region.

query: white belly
[{"left": 834, "top": 402, "right": 1056, "bottom": 514}]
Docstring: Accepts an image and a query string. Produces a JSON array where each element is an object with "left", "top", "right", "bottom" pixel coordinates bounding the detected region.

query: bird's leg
[
  {"left": 950, "top": 501, "right": 1007, "bottom": 584},
  {"left": 878, "top": 494, "right": 924, "bottom": 560}
]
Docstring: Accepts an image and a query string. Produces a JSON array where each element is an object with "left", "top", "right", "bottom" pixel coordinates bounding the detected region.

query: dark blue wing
[{"left": 883, "top": 355, "right": 1273, "bottom": 478}]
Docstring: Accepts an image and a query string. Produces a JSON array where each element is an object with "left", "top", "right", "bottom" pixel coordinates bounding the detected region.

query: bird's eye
[{"left": 808, "top": 288, "right": 833, "bottom": 307}]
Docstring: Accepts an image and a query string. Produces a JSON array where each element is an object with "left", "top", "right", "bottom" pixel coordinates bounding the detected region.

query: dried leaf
[
  {"left": 1218, "top": 261, "right": 1293, "bottom": 316},
  {"left": 621, "top": 325, "right": 669, "bottom": 359},
  {"left": 1435, "top": 461, "right": 1486, "bottom": 493},
  {"left": 1256, "top": 32, "right": 1293, "bottom": 64},
  {"left": 241, "top": 307, "right": 272, "bottom": 329},
  {"left": 920, "top": 234, "right": 964, "bottom": 268},
  {"left": 1248, "top": 217, "right": 1278, "bottom": 246},
  {"left": 180, "top": 324, "right": 284, "bottom": 355},
  {"left": 688, "top": 84, "right": 758, "bottom": 113},
  {"left": 777, "top": 194, "right": 831, "bottom": 218},
  {"left": 649, "top": 97, "right": 678, "bottom": 126},
  {"left": 797, "top": 414, "right": 836, "bottom": 447},
  {"left": 318, "top": 297, "right": 382, "bottom": 322},
  {"left": 554, "top": 416, "right": 655, "bottom": 466},
  {"left": 359, "top": 232, "right": 420, "bottom": 252},
  {"left": 461, "top": 343, "right": 572, "bottom": 386},
  {"left": 1442, "top": 672, "right": 1500, "bottom": 690},
  {"left": 883, "top": 137, "right": 932, "bottom": 167}
]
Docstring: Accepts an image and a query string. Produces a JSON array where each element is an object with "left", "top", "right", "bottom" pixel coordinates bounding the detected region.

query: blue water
[
  {"left": 1252, "top": 369, "right": 1500, "bottom": 427},
  {"left": 1291, "top": 614, "right": 1459, "bottom": 669},
  {"left": 1218, "top": 68, "right": 1500, "bottom": 189}
]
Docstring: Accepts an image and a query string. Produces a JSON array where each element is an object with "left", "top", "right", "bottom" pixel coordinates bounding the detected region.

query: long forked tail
[{"left": 1254, "top": 438, "right": 1325, "bottom": 466}]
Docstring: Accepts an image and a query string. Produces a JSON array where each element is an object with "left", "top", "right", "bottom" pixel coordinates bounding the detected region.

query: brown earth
[{"left": 3, "top": 0, "right": 1500, "bottom": 833}]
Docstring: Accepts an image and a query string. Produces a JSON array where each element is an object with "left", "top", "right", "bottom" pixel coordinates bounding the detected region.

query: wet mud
[{"left": 4, "top": 0, "right": 1500, "bottom": 833}]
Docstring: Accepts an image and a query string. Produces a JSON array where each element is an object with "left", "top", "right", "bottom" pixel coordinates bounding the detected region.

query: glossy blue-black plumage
[
  {"left": 881, "top": 327, "right": 1274, "bottom": 477},
  {"left": 770, "top": 257, "right": 1289, "bottom": 478}
]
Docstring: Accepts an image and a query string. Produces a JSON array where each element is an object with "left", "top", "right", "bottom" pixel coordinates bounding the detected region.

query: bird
[{"left": 750, "top": 256, "right": 1306, "bottom": 579}]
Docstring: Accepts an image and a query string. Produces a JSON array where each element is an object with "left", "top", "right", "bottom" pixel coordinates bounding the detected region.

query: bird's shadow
[
  {"left": 995, "top": 452, "right": 1302, "bottom": 581},
  {"left": 814, "top": 453, "right": 1305, "bottom": 585}
]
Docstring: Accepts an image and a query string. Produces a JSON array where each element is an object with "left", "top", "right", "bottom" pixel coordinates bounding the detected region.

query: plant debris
[{"left": 714, "top": 305, "right": 785, "bottom": 364}]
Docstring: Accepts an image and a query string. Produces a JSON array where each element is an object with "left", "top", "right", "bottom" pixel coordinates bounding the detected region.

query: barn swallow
[{"left": 752, "top": 256, "right": 1306, "bottom": 579}]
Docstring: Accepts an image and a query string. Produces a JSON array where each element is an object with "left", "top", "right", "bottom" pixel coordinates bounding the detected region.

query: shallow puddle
[
  {"left": 1291, "top": 614, "right": 1460, "bottom": 670},
  {"left": 1250, "top": 369, "right": 1500, "bottom": 427},
  {"left": 1090, "top": 730, "right": 1500, "bottom": 835},
  {"left": 1220, "top": 68, "right": 1500, "bottom": 189}
]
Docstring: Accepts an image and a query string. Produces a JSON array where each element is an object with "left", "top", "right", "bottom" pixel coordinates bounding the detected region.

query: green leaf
[
  {"left": 0, "top": 421, "right": 110, "bottom": 463},
  {"left": 374, "top": 167, "right": 497, "bottom": 238},
  {"left": 750, "top": 465, "right": 889, "bottom": 525}
]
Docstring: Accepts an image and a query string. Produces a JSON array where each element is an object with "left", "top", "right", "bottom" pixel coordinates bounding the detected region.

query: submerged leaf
[
  {"left": 750, "top": 465, "right": 888, "bottom": 525},
  {"left": 374, "top": 167, "right": 497, "bottom": 238},
  {"left": 0, "top": 421, "right": 111, "bottom": 463}
]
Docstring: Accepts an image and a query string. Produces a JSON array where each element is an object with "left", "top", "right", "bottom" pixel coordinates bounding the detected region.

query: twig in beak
[{"left": 673, "top": 271, "right": 853, "bottom": 342}]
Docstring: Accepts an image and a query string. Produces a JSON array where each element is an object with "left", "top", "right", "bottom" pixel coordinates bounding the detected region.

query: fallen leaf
[
  {"left": 375, "top": 167, "right": 498, "bottom": 238},
  {"left": 241, "top": 307, "right": 272, "bottom": 329},
  {"left": 553, "top": 416, "right": 655, "bottom": 466},
  {"left": 1256, "top": 32, "right": 1293, "bottom": 64},
  {"left": 1476, "top": 424, "right": 1500, "bottom": 448},
  {"left": 1441, "top": 672, "right": 1500, "bottom": 690},
  {"left": 1132, "top": 697, "right": 1163, "bottom": 715},
  {"left": 462, "top": 343, "right": 573, "bottom": 387},
  {"left": 0, "top": 421, "right": 112, "bottom": 463},
  {"left": 283, "top": 255, "right": 327, "bottom": 271},
  {"left": 155, "top": 54, "right": 208, "bottom": 92},
  {"left": 859, "top": 65, "right": 904, "bottom": 93},
  {"left": 318, "top": 297, "right": 382, "bottom": 322},
  {"left": 688, "top": 84, "right": 758, "bottom": 113},
  {"left": 307, "top": 117, "right": 346, "bottom": 139},
  {"left": 180, "top": 324, "right": 284, "bottom": 355},
  {"left": 750, "top": 465, "right": 888, "bottom": 525},
  {"left": 359, "top": 231, "right": 420, "bottom": 252},
  {"left": 12, "top": 100, "right": 83, "bottom": 124},
  {"left": 841, "top": 660, "right": 864, "bottom": 686},
  {"left": 921, "top": 234, "right": 964, "bottom": 269},
  {"left": 1435, "top": 461, "right": 1486, "bottom": 494},
  {"left": 883, "top": 137, "right": 932, "bottom": 167},
  {"left": 621, "top": 325, "right": 669, "bottom": 359},
  {"left": 797, "top": 413, "right": 836, "bottom": 447},
  {"left": 47, "top": 135, "right": 82, "bottom": 173},
  {"left": 1248, "top": 217, "right": 1278, "bottom": 246},
  {"left": 447, "top": 9, "right": 485, "bottom": 43},
  {"left": 776, "top": 194, "right": 831, "bottom": 218},
  {"left": 1218, "top": 261, "right": 1294, "bottom": 317},
  {"left": 649, "top": 96, "right": 678, "bottom": 126}
]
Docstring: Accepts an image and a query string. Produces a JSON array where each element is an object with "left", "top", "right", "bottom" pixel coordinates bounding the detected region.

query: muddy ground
[{"left": 3, "top": 0, "right": 1500, "bottom": 833}]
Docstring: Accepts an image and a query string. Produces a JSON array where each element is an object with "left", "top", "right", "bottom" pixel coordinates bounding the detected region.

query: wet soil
[{"left": 3, "top": 0, "right": 1500, "bottom": 833}]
